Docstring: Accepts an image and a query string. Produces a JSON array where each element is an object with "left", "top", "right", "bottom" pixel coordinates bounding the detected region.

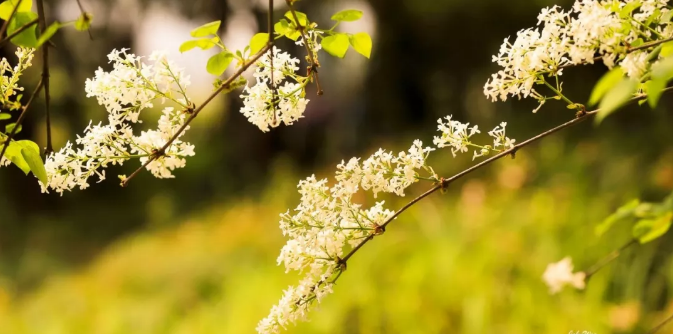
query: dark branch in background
[
  {"left": 286, "top": 0, "right": 322, "bottom": 95},
  {"left": 0, "top": 18, "right": 37, "bottom": 48},
  {"left": 0, "top": 0, "right": 21, "bottom": 38},
  {"left": 36, "top": 0, "right": 52, "bottom": 156},
  {"left": 268, "top": 0, "right": 277, "bottom": 125},
  {"left": 75, "top": 0, "right": 93, "bottom": 40},
  {"left": 120, "top": 43, "right": 273, "bottom": 187},
  {"left": 0, "top": 79, "right": 45, "bottom": 160}
]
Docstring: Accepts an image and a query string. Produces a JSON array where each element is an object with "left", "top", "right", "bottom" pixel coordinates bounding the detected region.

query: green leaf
[
  {"left": 206, "top": 51, "right": 234, "bottom": 76},
  {"left": 331, "top": 9, "right": 363, "bottom": 22},
  {"left": 589, "top": 67, "right": 624, "bottom": 106},
  {"left": 596, "top": 199, "right": 640, "bottom": 236},
  {"left": 249, "top": 33, "right": 269, "bottom": 55},
  {"left": 4, "top": 141, "right": 29, "bottom": 174},
  {"left": 7, "top": 11, "right": 38, "bottom": 47},
  {"left": 19, "top": 142, "right": 47, "bottom": 184},
  {"left": 190, "top": 20, "right": 221, "bottom": 38},
  {"left": 646, "top": 79, "right": 667, "bottom": 108},
  {"left": 36, "top": 21, "right": 61, "bottom": 47},
  {"left": 595, "top": 77, "right": 638, "bottom": 124},
  {"left": 619, "top": 1, "right": 641, "bottom": 18},
  {"left": 274, "top": 19, "right": 291, "bottom": 35},
  {"left": 349, "top": 32, "right": 372, "bottom": 58},
  {"left": 0, "top": 113, "right": 10, "bottom": 120},
  {"left": 5, "top": 122, "right": 21, "bottom": 134},
  {"left": 652, "top": 56, "right": 673, "bottom": 80},
  {"left": 321, "top": 33, "right": 349, "bottom": 58},
  {"left": 179, "top": 38, "right": 218, "bottom": 53},
  {"left": 633, "top": 212, "right": 673, "bottom": 243},
  {"left": 74, "top": 12, "right": 93, "bottom": 31},
  {"left": 284, "top": 11, "right": 308, "bottom": 27},
  {"left": 0, "top": 0, "right": 32, "bottom": 20},
  {"left": 661, "top": 41, "right": 673, "bottom": 58}
]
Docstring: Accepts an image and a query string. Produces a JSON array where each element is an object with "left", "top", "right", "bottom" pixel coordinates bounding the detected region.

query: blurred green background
[{"left": 1, "top": 0, "right": 673, "bottom": 333}]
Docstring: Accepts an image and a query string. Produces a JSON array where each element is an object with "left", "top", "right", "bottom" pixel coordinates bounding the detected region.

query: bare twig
[
  {"left": 0, "top": 18, "right": 37, "bottom": 48},
  {"left": 268, "top": 0, "right": 278, "bottom": 125},
  {"left": 0, "top": 79, "right": 45, "bottom": 160},
  {"left": 35, "top": 0, "right": 53, "bottom": 155},
  {"left": 120, "top": 43, "right": 273, "bottom": 187},
  {"left": 75, "top": 0, "right": 93, "bottom": 40},
  {"left": 648, "top": 312, "right": 673, "bottom": 334},
  {"left": 584, "top": 239, "right": 638, "bottom": 279},
  {"left": 0, "top": 0, "right": 21, "bottom": 38}
]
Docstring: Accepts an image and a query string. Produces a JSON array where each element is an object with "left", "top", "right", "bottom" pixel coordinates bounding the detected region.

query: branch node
[
  {"left": 575, "top": 104, "right": 587, "bottom": 118},
  {"left": 510, "top": 147, "right": 518, "bottom": 159},
  {"left": 336, "top": 257, "right": 347, "bottom": 272},
  {"left": 439, "top": 177, "right": 450, "bottom": 193},
  {"left": 373, "top": 224, "right": 385, "bottom": 236}
]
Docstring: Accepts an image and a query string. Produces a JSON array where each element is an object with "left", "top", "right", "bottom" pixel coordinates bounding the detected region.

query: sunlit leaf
[
  {"left": 0, "top": 0, "right": 32, "bottom": 20},
  {"left": 179, "top": 38, "right": 218, "bottom": 53},
  {"left": 349, "top": 32, "right": 372, "bottom": 58},
  {"left": 321, "top": 33, "right": 349, "bottom": 58},
  {"left": 595, "top": 77, "right": 638, "bottom": 124},
  {"left": 19, "top": 142, "right": 47, "bottom": 184},
  {"left": 36, "top": 21, "right": 61, "bottom": 46},
  {"left": 331, "top": 9, "right": 363, "bottom": 22},
  {"left": 589, "top": 67, "right": 624, "bottom": 106},
  {"left": 190, "top": 20, "right": 220, "bottom": 38},
  {"left": 5, "top": 122, "right": 21, "bottom": 134},
  {"left": 595, "top": 199, "right": 640, "bottom": 236},
  {"left": 249, "top": 33, "right": 269, "bottom": 55},
  {"left": 74, "top": 12, "right": 93, "bottom": 31},
  {"left": 0, "top": 113, "right": 10, "bottom": 120},
  {"left": 284, "top": 11, "right": 308, "bottom": 27},
  {"left": 7, "top": 11, "right": 38, "bottom": 47},
  {"left": 206, "top": 51, "right": 234, "bottom": 76},
  {"left": 4, "top": 141, "right": 29, "bottom": 174},
  {"left": 633, "top": 212, "right": 673, "bottom": 243}
]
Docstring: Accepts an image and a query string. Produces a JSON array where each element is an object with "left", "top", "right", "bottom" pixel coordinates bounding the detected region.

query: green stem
[{"left": 542, "top": 78, "right": 574, "bottom": 106}]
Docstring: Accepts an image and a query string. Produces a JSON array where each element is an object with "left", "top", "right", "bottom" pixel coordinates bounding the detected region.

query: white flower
[
  {"left": 542, "top": 257, "right": 586, "bottom": 294},
  {"left": 433, "top": 116, "right": 480, "bottom": 156},
  {"left": 621, "top": 51, "right": 649, "bottom": 78},
  {"left": 488, "top": 122, "right": 516, "bottom": 150}
]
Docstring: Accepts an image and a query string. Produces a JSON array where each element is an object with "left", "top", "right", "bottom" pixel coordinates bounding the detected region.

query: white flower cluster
[
  {"left": 433, "top": 116, "right": 516, "bottom": 160},
  {"left": 260, "top": 115, "right": 517, "bottom": 333},
  {"left": 240, "top": 47, "right": 309, "bottom": 132},
  {"left": 257, "top": 140, "right": 436, "bottom": 334},
  {"left": 295, "top": 29, "right": 323, "bottom": 61},
  {"left": 41, "top": 49, "right": 194, "bottom": 194},
  {"left": 484, "top": 0, "right": 672, "bottom": 103},
  {"left": 0, "top": 47, "right": 35, "bottom": 111},
  {"left": 542, "top": 257, "right": 586, "bottom": 294}
]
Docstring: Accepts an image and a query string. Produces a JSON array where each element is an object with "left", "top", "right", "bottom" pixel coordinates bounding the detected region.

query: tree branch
[
  {"left": 0, "top": 78, "right": 45, "bottom": 161},
  {"left": 285, "top": 0, "right": 322, "bottom": 95},
  {"left": 120, "top": 43, "right": 273, "bottom": 187},
  {"left": 0, "top": 0, "right": 21, "bottom": 38},
  {"left": 648, "top": 312, "right": 673, "bottom": 334},
  {"left": 36, "top": 0, "right": 53, "bottom": 156}
]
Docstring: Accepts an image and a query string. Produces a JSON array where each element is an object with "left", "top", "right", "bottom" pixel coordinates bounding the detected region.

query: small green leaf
[
  {"left": 619, "top": 1, "right": 641, "bottom": 18},
  {"left": 652, "top": 56, "right": 673, "bottom": 80},
  {"left": 190, "top": 20, "right": 221, "bottom": 38},
  {"left": 284, "top": 11, "right": 308, "bottom": 27},
  {"left": 249, "top": 33, "right": 269, "bottom": 55},
  {"left": 331, "top": 9, "right": 363, "bottom": 22},
  {"left": 74, "top": 12, "right": 93, "bottom": 31},
  {"left": 661, "top": 41, "right": 673, "bottom": 58},
  {"left": 36, "top": 21, "right": 61, "bottom": 46},
  {"left": 19, "top": 143, "right": 47, "bottom": 184},
  {"left": 0, "top": 0, "right": 32, "bottom": 20},
  {"left": 349, "top": 32, "right": 372, "bottom": 58},
  {"left": 595, "top": 77, "right": 638, "bottom": 124},
  {"left": 4, "top": 141, "right": 29, "bottom": 174},
  {"left": 0, "top": 113, "right": 10, "bottom": 120},
  {"left": 646, "top": 79, "right": 666, "bottom": 108},
  {"left": 589, "top": 67, "right": 624, "bottom": 106},
  {"left": 596, "top": 199, "right": 640, "bottom": 236},
  {"left": 7, "top": 11, "right": 38, "bottom": 47},
  {"left": 321, "top": 33, "right": 349, "bottom": 58},
  {"left": 179, "top": 38, "right": 218, "bottom": 53},
  {"left": 630, "top": 38, "right": 644, "bottom": 48},
  {"left": 274, "top": 19, "right": 291, "bottom": 35},
  {"left": 206, "top": 51, "right": 234, "bottom": 76},
  {"left": 5, "top": 122, "right": 21, "bottom": 134},
  {"left": 633, "top": 212, "right": 673, "bottom": 243}
]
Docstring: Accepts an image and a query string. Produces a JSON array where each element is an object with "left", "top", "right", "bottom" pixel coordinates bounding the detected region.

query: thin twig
[
  {"left": 335, "top": 87, "right": 673, "bottom": 274},
  {"left": 0, "top": 0, "right": 21, "bottom": 38},
  {"left": 0, "top": 18, "right": 37, "bottom": 48},
  {"left": 285, "top": 0, "right": 322, "bottom": 95},
  {"left": 648, "top": 312, "right": 673, "bottom": 334},
  {"left": 36, "top": 0, "right": 52, "bottom": 155},
  {"left": 120, "top": 43, "right": 273, "bottom": 187},
  {"left": 0, "top": 79, "right": 45, "bottom": 161},
  {"left": 268, "top": 0, "right": 277, "bottom": 125},
  {"left": 629, "top": 36, "right": 673, "bottom": 53},
  {"left": 584, "top": 239, "right": 638, "bottom": 279}
]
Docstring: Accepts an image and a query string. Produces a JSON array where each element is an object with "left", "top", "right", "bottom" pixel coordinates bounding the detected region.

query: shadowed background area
[{"left": 1, "top": 0, "right": 673, "bottom": 333}]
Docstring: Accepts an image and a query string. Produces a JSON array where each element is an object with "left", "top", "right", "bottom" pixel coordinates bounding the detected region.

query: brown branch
[
  {"left": 0, "top": 18, "right": 37, "bottom": 48},
  {"left": 36, "top": 0, "right": 52, "bottom": 155},
  {"left": 648, "top": 312, "right": 673, "bottom": 334},
  {"left": 120, "top": 43, "right": 273, "bottom": 187},
  {"left": 0, "top": 0, "right": 21, "bottom": 38},
  {"left": 584, "top": 239, "right": 638, "bottom": 279},
  {"left": 285, "top": 0, "right": 322, "bottom": 95},
  {"left": 0, "top": 78, "right": 45, "bottom": 161},
  {"left": 268, "top": 0, "right": 278, "bottom": 126},
  {"left": 629, "top": 36, "right": 673, "bottom": 53}
]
